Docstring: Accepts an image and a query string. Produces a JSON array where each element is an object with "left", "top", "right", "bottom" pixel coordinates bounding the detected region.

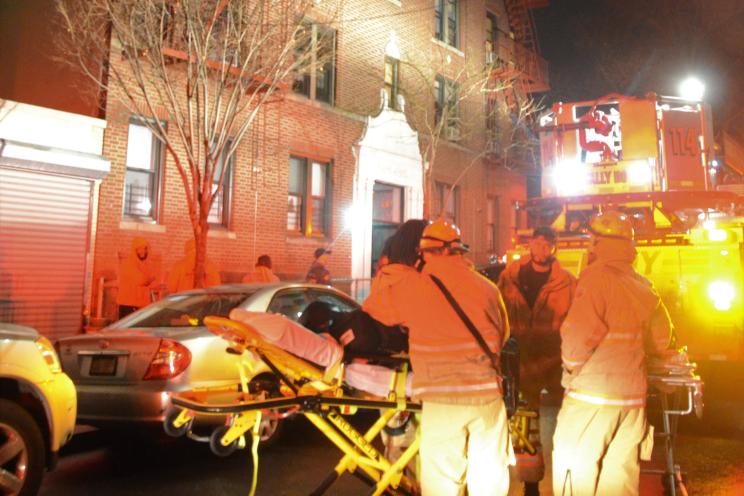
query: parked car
[
  {"left": 0, "top": 323, "right": 77, "bottom": 496},
  {"left": 56, "top": 283, "right": 358, "bottom": 445}
]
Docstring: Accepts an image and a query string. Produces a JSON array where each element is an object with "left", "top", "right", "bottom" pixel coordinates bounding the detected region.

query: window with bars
[
  {"left": 288, "top": 156, "right": 331, "bottom": 236},
  {"left": 486, "top": 11, "right": 499, "bottom": 56},
  {"left": 123, "top": 118, "right": 165, "bottom": 221},
  {"left": 293, "top": 22, "right": 336, "bottom": 105},
  {"left": 486, "top": 196, "right": 499, "bottom": 253},
  {"left": 384, "top": 56, "right": 400, "bottom": 110},
  {"left": 207, "top": 141, "right": 234, "bottom": 227},
  {"left": 435, "top": 181, "right": 459, "bottom": 223},
  {"left": 435, "top": 0, "right": 459, "bottom": 48},
  {"left": 434, "top": 75, "right": 460, "bottom": 139}
]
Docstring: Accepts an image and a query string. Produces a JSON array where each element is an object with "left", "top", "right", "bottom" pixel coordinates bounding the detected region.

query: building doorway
[{"left": 371, "top": 182, "right": 403, "bottom": 275}]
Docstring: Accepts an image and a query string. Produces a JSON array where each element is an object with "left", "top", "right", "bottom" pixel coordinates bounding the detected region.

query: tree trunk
[
  {"left": 193, "top": 210, "right": 210, "bottom": 289},
  {"left": 422, "top": 167, "right": 432, "bottom": 219}
]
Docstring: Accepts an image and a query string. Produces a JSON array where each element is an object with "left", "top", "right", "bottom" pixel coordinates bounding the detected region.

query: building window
[
  {"left": 123, "top": 118, "right": 164, "bottom": 221},
  {"left": 435, "top": 75, "right": 460, "bottom": 140},
  {"left": 293, "top": 23, "right": 336, "bottom": 104},
  {"left": 384, "top": 56, "right": 400, "bottom": 110},
  {"left": 208, "top": 142, "right": 234, "bottom": 227},
  {"left": 373, "top": 182, "right": 404, "bottom": 224},
  {"left": 486, "top": 196, "right": 499, "bottom": 253},
  {"left": 435, "top": 181, "right": 459, "bottom": 223},
  {"left": 485, "top": 11, "right": 499, "bottom": 58},
  {"left": 288, "top": 156, "right": 331, "bottom": 236},
  {"left": 435, "top": 0, "right": 459, "bottom": 48}
]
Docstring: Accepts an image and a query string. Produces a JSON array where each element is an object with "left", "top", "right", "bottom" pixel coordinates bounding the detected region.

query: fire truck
[{"left": 509, "top": 93, "right": 744, "bottom": 368}]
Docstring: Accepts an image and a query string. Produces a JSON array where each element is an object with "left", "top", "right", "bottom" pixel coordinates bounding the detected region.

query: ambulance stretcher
[
  {"left": 644, "top": 350, "right": 703, "bottom": 496},
  {"left": 164, "top": 315, "right": 422, "bottom": 496}
]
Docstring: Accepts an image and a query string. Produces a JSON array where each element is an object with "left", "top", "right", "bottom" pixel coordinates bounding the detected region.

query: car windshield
[{"left": 115, "top": 292, "right": 256, "bottom": 328}]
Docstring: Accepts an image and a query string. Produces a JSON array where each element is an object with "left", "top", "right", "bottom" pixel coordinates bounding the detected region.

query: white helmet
[{"left": 589, "top": 210, "right": 634, "bottom": 241}]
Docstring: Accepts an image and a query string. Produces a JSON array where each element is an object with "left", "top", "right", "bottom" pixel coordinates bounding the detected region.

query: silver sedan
[{"left": 56, "top": 283, "right": 358, "bottom": 444}]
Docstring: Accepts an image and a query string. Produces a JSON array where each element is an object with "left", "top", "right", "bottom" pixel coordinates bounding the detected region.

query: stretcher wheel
[
  {"left": 209, "top": 425, "right": 238, "bottom": 457},
  {"left": 163, "top": 407, "right": 192, "bottom": 438}
]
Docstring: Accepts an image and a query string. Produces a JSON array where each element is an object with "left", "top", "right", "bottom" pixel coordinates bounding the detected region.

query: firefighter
[
  {"left": 305, "top": 247, "right": 332, "bottom": 285},
  {"left": 117, "top": 237, "right": 159, "bottom": 319},
  {"left": 167, "top": 239, "right": 221, "bottom": 294},
  {"left": 497, "top": 226, "right": 576, "bottom": 494},
  {"left": 552, "top": 211, "right": 673, "bottom": 496},
  {"left": 364, "top": 219, "right": 513, "bottom": 496}
]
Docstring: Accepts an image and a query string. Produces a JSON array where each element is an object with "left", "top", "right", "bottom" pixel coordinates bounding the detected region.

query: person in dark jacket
[
  {"left": 497, "top": 227, "right": 576, "bottom": 407},
  {"left": 497, "top": 226, "right": 576, "bottom": 495},
  {"left": 305, "top": 248, "right": 331, "bottom": 285}
]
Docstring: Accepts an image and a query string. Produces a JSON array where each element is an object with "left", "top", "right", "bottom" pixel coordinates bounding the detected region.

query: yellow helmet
[
  {"left": 419, "top": 218, "right": 469, "bottom": 253},
  {"left": 589, "top": 210, "right": 634, "bottom": 241}
]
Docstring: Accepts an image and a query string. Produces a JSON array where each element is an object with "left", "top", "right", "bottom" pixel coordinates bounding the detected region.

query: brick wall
[{"left": 92, "top": 0, "right": 530, "bottom": 320}]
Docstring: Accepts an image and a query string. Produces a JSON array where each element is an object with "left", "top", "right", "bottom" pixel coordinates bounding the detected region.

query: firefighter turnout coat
[
  {"left": 560, "top": 240, "right": 673, "bottom": 407},
  {"left": 363, "top": 256, "right": 509, "bottom": 404}
]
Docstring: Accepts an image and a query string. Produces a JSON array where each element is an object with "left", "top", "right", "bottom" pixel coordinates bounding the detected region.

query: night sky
[{"left": 533, "top": 0, "right": 744, "bottom": 137}]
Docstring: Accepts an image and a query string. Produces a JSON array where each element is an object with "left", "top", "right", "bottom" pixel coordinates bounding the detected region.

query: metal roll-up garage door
[{"left": 0, "top": 168, "right": 92, "bottom": 338}]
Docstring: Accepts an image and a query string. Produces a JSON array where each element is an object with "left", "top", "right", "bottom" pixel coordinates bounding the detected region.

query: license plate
[{"left": 90, "top": 355, "right": 117, "bottom": 376}]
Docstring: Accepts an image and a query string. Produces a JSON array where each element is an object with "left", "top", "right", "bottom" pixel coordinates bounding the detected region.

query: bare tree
[
  {"left": 57, "top": 0, "right": 337, "bottom": 287},
  {"left": 397, "top": 48, "right": 542, "bottom": 218}
]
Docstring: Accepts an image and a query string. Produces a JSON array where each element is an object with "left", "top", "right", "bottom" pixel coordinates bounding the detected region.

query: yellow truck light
[
  {"left": 700, "top": 219, "right": 730, "bottom": 242},
  {"left": 707, "top": 228, "right": 729, "bottom": 242},
  {"left": 627, "top": 161, "right": 653, "bottom": 185},
  {"left": 553, "top": 160, "right": 588, "bottom": 196},
  {"left": 707, "top": 281, "right": 735, "bottom": 311}
]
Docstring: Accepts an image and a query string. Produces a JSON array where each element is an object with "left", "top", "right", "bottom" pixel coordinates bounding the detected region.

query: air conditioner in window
[
  {"left": 486, "top": 51, "right": 507, "bottom": 70},
  {"left": 444, "top": 126, "right": 462, "bottom": 142},
  {"left": 485, "top": 139, "right": 501, "bottom": 156}
]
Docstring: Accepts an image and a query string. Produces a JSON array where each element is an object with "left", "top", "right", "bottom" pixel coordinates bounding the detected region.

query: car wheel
[
  {"left": 0, "top": 399, "right": 46, "bottom": 496},
  {"left": 209, "top": 425, "right": 238, "bottom": 457},
  {"left": 247, "top": 376, "right": 284, "bottom": 449}
]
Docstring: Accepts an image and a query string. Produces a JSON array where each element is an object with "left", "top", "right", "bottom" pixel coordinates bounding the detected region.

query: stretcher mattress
[
  {"left": 229, "top": 309, "right": 413, "bottom": 399},
  {"left": 229, "top": 309, "right": 343, "bottom": 368}
]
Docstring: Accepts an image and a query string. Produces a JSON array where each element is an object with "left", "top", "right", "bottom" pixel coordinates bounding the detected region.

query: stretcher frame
[
  {"left": 644, "top": 362, "right": 703, "bottom": 496},
  {"left": 165, "top": 316, "right": 422, "bottom": 496}
]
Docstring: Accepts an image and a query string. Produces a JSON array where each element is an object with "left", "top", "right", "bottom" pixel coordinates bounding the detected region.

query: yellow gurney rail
[{"left": 165, "top": 316, "right": 422, "bottom": 496}]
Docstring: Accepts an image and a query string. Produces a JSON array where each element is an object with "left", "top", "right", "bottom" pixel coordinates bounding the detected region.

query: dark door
[{"left": 371, "top": 182, "right": 404, "bottom": 275}]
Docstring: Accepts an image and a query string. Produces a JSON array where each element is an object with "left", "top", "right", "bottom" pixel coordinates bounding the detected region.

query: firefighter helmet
[
  {"left": 419, "top": 218, "right": 469, "bottom": 253},
  {"left": 589, "top": 210, "right": 634, "bottom": 241}
]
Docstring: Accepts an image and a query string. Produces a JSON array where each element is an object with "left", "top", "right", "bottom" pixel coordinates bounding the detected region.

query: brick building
[{"left": 0, "top": 0, "right": 549, "bottom": 335}]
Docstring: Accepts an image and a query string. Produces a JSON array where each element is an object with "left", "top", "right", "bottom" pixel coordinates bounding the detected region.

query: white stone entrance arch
[{"left": 350, "top": 92, "right": 424, "bottom": 297}]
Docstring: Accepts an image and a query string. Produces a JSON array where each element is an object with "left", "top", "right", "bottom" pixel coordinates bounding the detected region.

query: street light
[{"left": 679, "top": 77, "right": 705, "bottom": 101}]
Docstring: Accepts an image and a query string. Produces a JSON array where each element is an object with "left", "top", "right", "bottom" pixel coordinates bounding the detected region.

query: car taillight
[
  {"left": 143, "top": 339, "right": 191, "bottom": 380},
  {"left": 35, "top": 337, "right": 62, "bottom": 374}
]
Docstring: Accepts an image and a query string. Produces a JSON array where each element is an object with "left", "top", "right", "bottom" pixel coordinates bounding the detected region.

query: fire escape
[{"left": 485, "top": 0, "right": 549, "bottom": 169}]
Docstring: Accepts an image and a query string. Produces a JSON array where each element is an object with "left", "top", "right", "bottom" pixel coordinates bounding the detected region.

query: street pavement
[{"left": 40, "top": 403, "right": 744, "bottom": 496}]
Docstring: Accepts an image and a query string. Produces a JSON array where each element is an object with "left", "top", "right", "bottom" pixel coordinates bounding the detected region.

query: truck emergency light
[
  {"left": 702, "top": 219, "right": 730, "bottom": 242},
  {"left": 707, "top": 281, "right": 735, "bottom": 311},
  {"left": 553, "top": 160, "right": 588, "bottom": 196},
  {"left": 626, "top": 161, "right": 653, "bottom": 185}
]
